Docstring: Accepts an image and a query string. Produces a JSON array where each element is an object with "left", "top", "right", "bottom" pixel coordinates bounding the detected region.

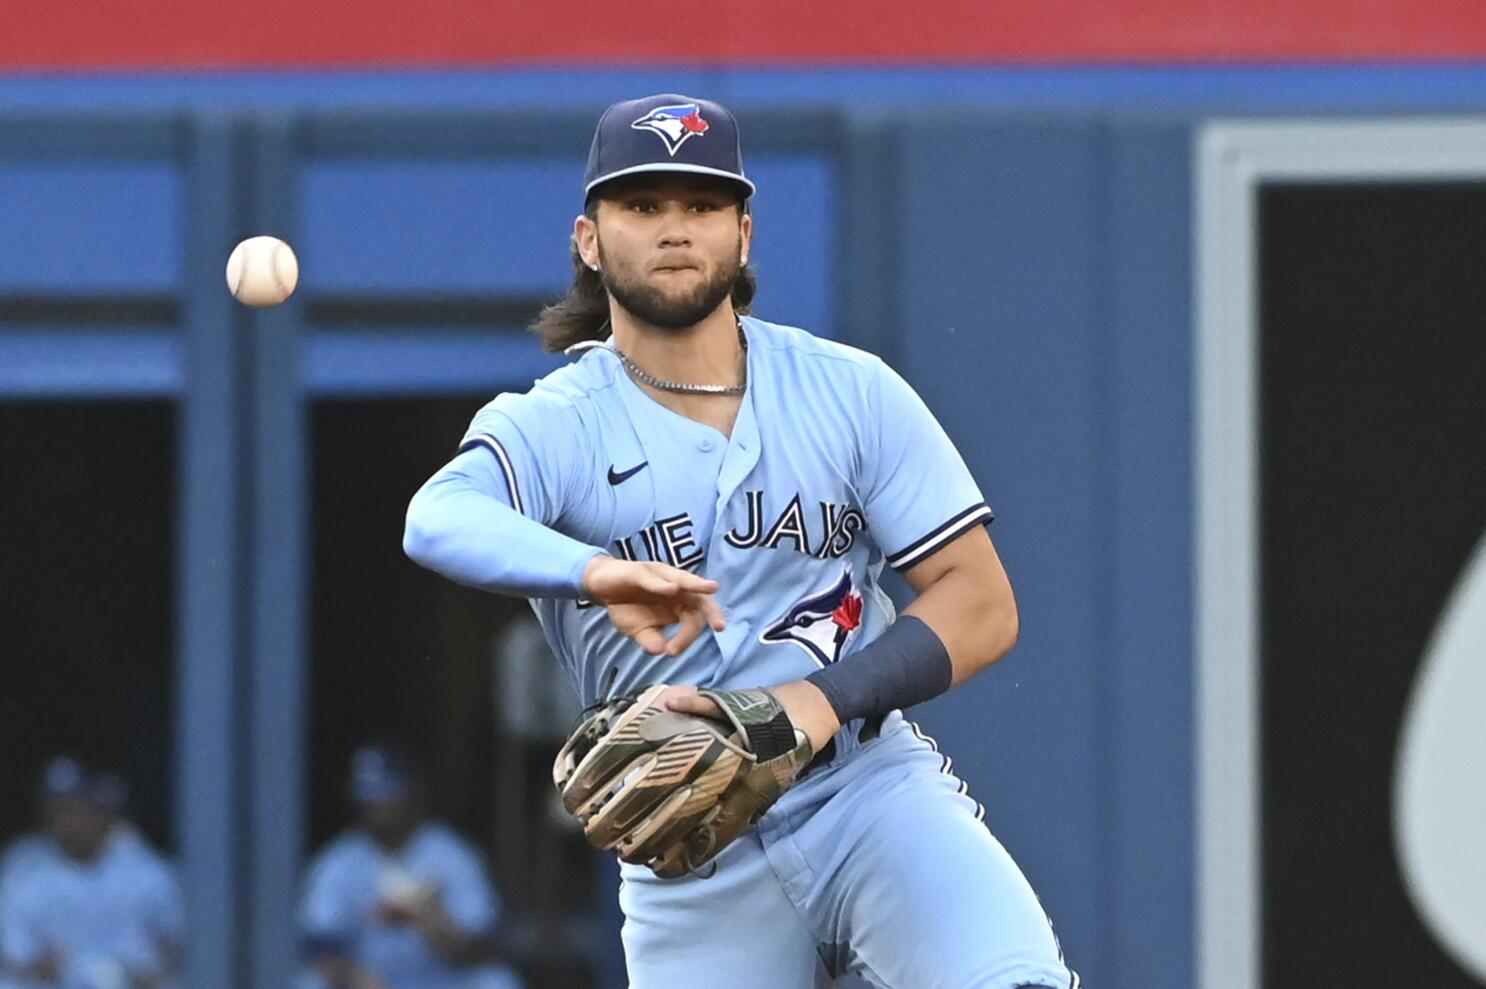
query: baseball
[{"left": 225, "top": 235, "right": 299, "bottom": 307}]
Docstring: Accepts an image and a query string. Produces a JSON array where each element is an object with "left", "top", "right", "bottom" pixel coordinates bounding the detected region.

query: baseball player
[
  {"left": 297, "top": 745, "right": 522, "bottom": 989},
  {"left": 0, "top": 758, "right": 181, "bottom": 989},
  {"left": 404, "top": 93, "right": 1078, "bottom": 989}
]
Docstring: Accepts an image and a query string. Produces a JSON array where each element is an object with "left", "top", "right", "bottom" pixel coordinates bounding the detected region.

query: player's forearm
[
  {"left": 798, "top": 532, "right": 1017, "bottom": 728},
  {"left": 10, "top": 958, "right": 60, "bottom": 985},
  {"left": 901, "top": 559, "right": 1019, "bottom": 684},
  {"left": 768, "top": 680, "right": 843, "bottom": 752},
  {"left": 770, "top": 570, "right": 1013, "bottom": 753},
  {"left": 403, "top": 456, "right": 602, "bottom": 598}
]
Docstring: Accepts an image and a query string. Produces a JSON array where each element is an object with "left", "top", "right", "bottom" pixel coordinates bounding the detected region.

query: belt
[{"left": 800, "top": 711, "right": 885, "bottom": 779}]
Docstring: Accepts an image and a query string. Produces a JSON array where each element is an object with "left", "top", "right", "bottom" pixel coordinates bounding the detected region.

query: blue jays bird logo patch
[
  {"left": 761, "top": 566, "right": 865, "bottom": 667},
  {"left": 631, "top": 103, "right": 710, "bottom": 156}
]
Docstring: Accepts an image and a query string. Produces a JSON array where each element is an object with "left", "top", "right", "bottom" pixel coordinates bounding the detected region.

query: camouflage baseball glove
[{"left": 552, "top": 683, "right": 814, "bottom": 878}]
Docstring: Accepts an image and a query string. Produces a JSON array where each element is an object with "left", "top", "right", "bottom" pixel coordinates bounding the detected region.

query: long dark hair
[{"left": 530, "top": 204, "right": 758, "bottom": 353}]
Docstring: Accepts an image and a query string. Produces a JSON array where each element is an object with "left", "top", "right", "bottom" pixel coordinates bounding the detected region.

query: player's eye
[{"left": 627, "top": 200, "right": 659, "bottom": 213}]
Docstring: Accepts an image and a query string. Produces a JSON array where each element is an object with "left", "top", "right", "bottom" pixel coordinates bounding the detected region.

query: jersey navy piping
[
  {"left": 884, "top": 502, "right": 994, "bottom": 570},
  {"left": 459, "top": 434, "right": 525, "bottom": 514}
]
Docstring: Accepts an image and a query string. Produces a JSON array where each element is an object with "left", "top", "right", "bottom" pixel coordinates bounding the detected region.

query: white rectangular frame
[{"left": 1195, "top": 117, "right": 1486, "bottom": 989}]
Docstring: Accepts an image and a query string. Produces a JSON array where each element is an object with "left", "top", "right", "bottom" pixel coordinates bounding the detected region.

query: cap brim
[{"left": 586, "top": 162, "right": 755, "bottom": 198}]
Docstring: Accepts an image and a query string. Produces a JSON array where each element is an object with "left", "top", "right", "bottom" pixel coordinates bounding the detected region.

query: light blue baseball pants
[{"left": 618, "top": 712, "right": 1079, "bottom": 989}]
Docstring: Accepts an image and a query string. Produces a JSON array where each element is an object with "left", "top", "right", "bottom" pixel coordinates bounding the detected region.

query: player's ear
[
  {"left": 739, "top": 210, "right": 753, "bottom": 266},
  {"left": 574, "top": 214, "right": 601, "bottom": 271}
]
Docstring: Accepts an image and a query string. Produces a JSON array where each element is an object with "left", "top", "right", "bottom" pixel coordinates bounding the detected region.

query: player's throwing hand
[{"left": 581, "top": 556, "right": 727, "bottom": 657}]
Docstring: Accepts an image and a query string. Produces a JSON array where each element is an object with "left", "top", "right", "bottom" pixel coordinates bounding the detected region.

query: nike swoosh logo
[{"left": 607, "top": 461, "right": 649, "bottom": 485}]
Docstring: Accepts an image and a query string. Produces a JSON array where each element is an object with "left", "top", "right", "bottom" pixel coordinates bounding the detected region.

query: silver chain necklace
[{"left": 569, "top": 322, "right": 749, "bottom": 396}]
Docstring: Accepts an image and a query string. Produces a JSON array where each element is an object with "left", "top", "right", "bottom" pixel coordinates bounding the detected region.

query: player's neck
[
  {"left": 610, "top": 304, "right": 746, "bottom": 436},
  {"left": 610, "top": 303, "right": 744, "bottom": 387}
]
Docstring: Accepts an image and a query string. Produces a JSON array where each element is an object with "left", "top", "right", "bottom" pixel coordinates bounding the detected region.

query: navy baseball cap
[
  {"left": 584, "top": 93, "right": 756, "bottom": 202},
  {"left": 349, "top": 744, "right": 416, "bottom": 803},
  {"left": 39, "top": 757, "right": 90, "bottom": 801},
  {"left": 38, "top": 757, "right": 126, "bottom": 811}
]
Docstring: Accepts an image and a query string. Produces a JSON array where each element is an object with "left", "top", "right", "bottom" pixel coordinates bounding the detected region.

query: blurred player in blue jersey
[
  {"left": 0, "top": 758, "right": 181, "bottom": 989},
  {"left": 297, "top": 745, "right": 522, "bottom": 989},
  {"left": 404, "top": 94, "right": 1078, "bottom": 989}
]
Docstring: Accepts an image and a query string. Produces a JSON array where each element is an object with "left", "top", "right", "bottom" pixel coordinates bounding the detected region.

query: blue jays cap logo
[
  {"left": 631, "top": 103, "right": 711, "bottom": 157},
  {"left": 762, "top": 566, "right": 865, "bottom": 667}
]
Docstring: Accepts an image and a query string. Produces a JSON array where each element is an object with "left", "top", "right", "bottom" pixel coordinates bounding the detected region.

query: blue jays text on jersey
[
  {"left": 600, "top": 491, "right": 867, "bottom": 570},
  {"left": 418, "top": 316, "right": 993, "bottom": 726}
]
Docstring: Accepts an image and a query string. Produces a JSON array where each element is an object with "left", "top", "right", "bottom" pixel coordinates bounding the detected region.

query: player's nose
[{"left": 655, "top": 203, "right": 696, "bottom": 247}]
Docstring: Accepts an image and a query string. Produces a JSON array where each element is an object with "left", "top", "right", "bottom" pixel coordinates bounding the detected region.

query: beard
[{"left": 598, "top": 239, "right": 741, "bottom": 331}]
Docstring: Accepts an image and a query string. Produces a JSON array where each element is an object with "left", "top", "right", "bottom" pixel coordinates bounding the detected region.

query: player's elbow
[
  {"left": 994, "top": 599, "right": 1020, "bottom": 655},
  {"left": 402, "top": 486, "right": 447, "bottom": 569},
  {"left": 979, "top": 583, "right": 1019, "bottom": 666}
]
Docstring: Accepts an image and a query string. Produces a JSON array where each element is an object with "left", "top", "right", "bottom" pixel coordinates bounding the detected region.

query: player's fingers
[
  {"left": 664, "top": 610, "right": 705, "bottom": 656},
  {"left": 656, "top": 684, "right": 699, "bottom": 705},
  {"left": 648, "top": 563, "right": 720, "bottom": 595},
  {"left": 665, "top": 692, "right": 724, "bottom": 720},
  {"left": 697, "top": 593, "right": 727, "bottom": 632},
  {"left": 632, "top": 626, "right": 669, "bottom": 655},
  {"left": 633, "top": 569, "right": 689, "bottom": 599}
]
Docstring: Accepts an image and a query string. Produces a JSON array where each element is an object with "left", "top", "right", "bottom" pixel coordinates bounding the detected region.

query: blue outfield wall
[
  {"left": 2, "top": 65, "right": 1483, "bottom": 989},
  {"left": 5, "top": 63, "right": 1486, "bottom": 111},
  {"left": 873, "top": 115, "right": 1195, "bottom": 984}
]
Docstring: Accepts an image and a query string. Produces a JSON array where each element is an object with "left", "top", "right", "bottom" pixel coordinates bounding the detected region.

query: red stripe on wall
[{"left": 8, "top": 0, "right": 1486, "bottom": 69}]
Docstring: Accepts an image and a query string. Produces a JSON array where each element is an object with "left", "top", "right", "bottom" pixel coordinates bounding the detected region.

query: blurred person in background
[
  {"left": 0, "top": 757, "right": 182, "bottom": 989},
  {"left": 298, "top": 744, "right": 522, "bottom": 989}
]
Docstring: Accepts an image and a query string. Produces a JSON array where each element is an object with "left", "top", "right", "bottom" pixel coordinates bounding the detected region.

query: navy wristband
[{"left": 804, "top": 615, "right": 953, "bottom": 723}]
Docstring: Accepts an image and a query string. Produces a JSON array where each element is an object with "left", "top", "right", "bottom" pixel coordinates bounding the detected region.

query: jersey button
[{"left": 699, "top": 438, "right": 715, "bottom": 452}]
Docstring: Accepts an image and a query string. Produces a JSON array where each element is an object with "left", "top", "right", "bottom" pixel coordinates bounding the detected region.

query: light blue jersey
[
  {"left": 0, "top": 829, "right": 181, "bottom": 989},
  {"left": 407, "top": 316, "right": 1076, "bottom": 988},
  {"left": 298, "top": 822, "right": 521, "bottom": 989},
  {"left": 456, "top": 317, "right": 991, "bottom": 721},
  {"left": 0, "top": 836, "right": 49, "bottom": 907}
]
